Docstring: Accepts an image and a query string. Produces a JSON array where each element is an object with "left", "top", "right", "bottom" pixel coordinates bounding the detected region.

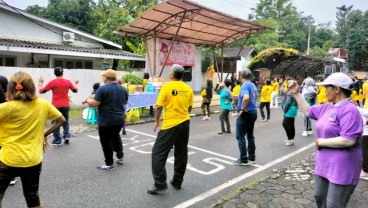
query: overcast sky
[{"left": 3, "top": 0, "right": 368, "bottom": 25}]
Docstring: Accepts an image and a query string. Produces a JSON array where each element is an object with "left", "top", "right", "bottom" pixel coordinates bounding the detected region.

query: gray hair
[
  {"left": 240, "top": 69, "right": 252, "bottom": 79},
  {"left": 171, "top": 64, "right": 184, "bottom": 80}
]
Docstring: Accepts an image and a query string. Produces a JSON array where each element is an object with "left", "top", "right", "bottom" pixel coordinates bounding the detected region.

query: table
[{"left": 127, "top": 93, "right": 158, "bottom": 115}]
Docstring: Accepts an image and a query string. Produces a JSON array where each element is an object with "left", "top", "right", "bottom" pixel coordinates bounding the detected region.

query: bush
[{"left": 122, "top": 74, "right": 143, "bottom": 85}]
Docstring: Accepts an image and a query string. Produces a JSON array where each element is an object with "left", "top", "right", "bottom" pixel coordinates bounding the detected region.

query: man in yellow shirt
[
  {"left": 148, "top": 64, "right": 194, "bottom": 194},
  {"left": 260, "top": 80, "right": 273, "bottom": 121},
  {"left": 271, "top": 78, "right": 279, "bottom": 108}
]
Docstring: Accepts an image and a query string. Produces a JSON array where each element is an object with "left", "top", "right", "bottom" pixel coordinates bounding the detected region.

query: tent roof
[{"left": 118, "top": 0, "right": 268, "bottom": 47}]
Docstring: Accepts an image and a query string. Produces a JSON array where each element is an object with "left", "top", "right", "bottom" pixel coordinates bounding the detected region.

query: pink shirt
[{"left": 39, "top": 78, "right": 78, "bottom": 107}]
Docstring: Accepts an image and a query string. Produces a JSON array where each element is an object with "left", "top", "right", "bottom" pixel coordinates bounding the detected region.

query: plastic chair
[{"left": 86, "top": 108, "right": 97, "bottom": 125}]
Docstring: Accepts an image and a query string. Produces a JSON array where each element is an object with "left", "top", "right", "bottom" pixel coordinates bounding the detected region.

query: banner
[{"left": 159, "top": 39, "right": 195, "bottom": 67}]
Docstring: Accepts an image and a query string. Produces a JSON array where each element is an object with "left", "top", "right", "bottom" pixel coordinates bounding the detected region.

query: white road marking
[
  {"left": 125, "top": 129, "right": 262, "bottom": 167},
  {"left": 173, "top": 142, "right": 316, "bottom": 208},
  {"left": 88, "top": 135, "right": 100, "bottom": 140}
]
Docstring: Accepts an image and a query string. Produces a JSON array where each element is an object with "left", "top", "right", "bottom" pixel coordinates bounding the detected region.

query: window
[
  {"left": 0, "top": 56, "right": 16, "bottom": 67},
  {"left": 53, "top": 59, "right": 93, "bottom": 69},
  {"left": 85, "top": 61, "right": 93, "bottom": 69}
]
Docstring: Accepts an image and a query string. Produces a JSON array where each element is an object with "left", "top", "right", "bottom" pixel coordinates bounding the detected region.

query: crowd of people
[{"left": 1, "top": 66, "right": 368, "bottom": 208}]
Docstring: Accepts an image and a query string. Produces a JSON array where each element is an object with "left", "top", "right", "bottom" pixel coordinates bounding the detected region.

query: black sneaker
[
  {"left": 51, "top": 142, "right": 62, "bottom": 146},
  {"left": 64, "top": 139, "right": 70, "bottom": 144},
  {"left": 122, "top": 129, "right": 126, "bottom": 135},
  {"left": 170, "top": 180, "right": 181, "bottom": 190}
]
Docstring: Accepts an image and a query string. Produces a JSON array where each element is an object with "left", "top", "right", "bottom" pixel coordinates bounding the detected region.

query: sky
[{"left": 3, "top": 0, "right": 368, "bottom": 25}]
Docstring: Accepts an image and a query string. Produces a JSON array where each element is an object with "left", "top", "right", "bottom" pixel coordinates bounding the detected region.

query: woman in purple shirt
[{"left": 289, "top": 73, "right": 362, "bottom": 208}]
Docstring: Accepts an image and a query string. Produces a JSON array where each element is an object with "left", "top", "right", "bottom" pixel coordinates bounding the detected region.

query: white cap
[{"left": 315, "top": 73, "right": 353, "bottom": 90}]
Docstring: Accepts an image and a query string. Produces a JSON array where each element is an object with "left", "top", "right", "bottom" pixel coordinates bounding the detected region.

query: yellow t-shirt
[
  {"left": 0, "top": 98, "right": 61, "bottom": 167},
  {"left": 201, "top": 89, "right": 207, "bottom": 97},
  {"left": 260, "top": 85, "right": 273, "bottom": 102},
  {"left": 232, "top": 85, "right": 240, "bottom": 97},
  {"left": 272, "top": 81, "right": 279, "bottom": 93},
  {"left": 283, "top": 81, "right": 288, "bottom": 91},
  {"left": 156, "top": 81, "right": 194, "bottom": 130},
  {"left": 363, "top": 82, "right": 368, "bottom": 99},
  {"left": 317, "top": 86, "right": 327, "bottom": 105}
]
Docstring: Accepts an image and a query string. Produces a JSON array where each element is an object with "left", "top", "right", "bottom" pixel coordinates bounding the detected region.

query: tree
[
  {"left": 25, "top": 5, "right": 45, "bottom": 17},
  {"left": 335, "top": 5, "right": 354, "bottom": 48},
  {"left": 26, "top": 0, "right": 97, "bottom": 34},
  {"left": 345, "top": 10, "right": 368, "bottom": 70}
]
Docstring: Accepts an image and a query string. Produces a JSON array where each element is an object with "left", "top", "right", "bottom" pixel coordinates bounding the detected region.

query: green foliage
[
  {"left": 335, "top": 5, "right": 354, "bottom": 48},
  {"left": 27, "top": 0, "right": 97, "bottom": 34},
  {"left": 201, "top": 49, "right": 212, "bottom": 73},
  {"left": 309, "top": 46, "right": 327, "bottom": 59},
  {"left": 122, "top": 74, "right": 143, "bottom": 85},
  {"left": 248, "top": 48, "right": 299, "bottom": 69},
  {"left": 346, "top": 9, "right": 368, "bottom": 70}
]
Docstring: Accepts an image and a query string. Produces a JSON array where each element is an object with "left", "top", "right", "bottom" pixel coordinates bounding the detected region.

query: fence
[{"left": 0, "top": 67, "right": 144, "bottom": 108}]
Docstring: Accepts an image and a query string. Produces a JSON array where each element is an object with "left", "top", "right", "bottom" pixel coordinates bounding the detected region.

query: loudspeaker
[
  {"left": 182, "top": 66, "right": 192, "bottom": 82},
  {"left": 253, "top": 70, "right": 260, "bottom": 81}
]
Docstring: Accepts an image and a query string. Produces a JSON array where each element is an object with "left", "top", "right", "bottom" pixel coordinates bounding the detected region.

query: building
[{"left": 0, "top": 3, "right": 145, "bottom": 69}]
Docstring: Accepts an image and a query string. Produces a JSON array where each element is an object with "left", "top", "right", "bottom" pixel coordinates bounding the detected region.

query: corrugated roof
[
  {"left": 119, "top": 0, "right": 268, "bottom": 47},
  {"left": 223, "top": 47, "right": 254, "bottom": 58},
  {"left": 0, "top": 39, "right": 145, "bottom": 60}
]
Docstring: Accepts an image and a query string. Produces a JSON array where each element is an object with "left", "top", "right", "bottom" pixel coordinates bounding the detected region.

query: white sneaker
[
  {"left": 307, "top": 131, "right": 313, "bottom": 135},
  {"left": 284, "top": 140, "right": 294, "bottom": 146},
  {"left": 301, "top": 131, "right": 308, "bottom": 136},
  {"left": 10, "top": 178, "right": 17, "bottom": 185},
  {"left": 202, "top": 116, "right": 208, "bottom": 121},
  {"left": 261, "top": 119, "right": 267, "bottom": 122}
]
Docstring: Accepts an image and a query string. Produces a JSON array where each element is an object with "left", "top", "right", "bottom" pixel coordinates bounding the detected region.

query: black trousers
[
  {"left": 98, "top": 124, "right": 124, "bottom": 166},
  {"left": 282, "top": 117, "right": 295, "bottom": 140},
  {"left": 0, "top": 162, "right": 42, "bottom": 207},
  {"left": 219, "top": 109, "right": 231, "bottom": 132},
  {"left": 363, "top": 136, "right": 368, "bottom": 172},
  {"left": 259, "top": 102, "right": 270, "bottom": 120},
  {"left": 151, "top": 120, "right": 190, "bottom": 188}
]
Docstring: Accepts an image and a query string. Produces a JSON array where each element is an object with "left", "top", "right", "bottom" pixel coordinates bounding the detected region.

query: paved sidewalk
[{"left": 213, "top": 155, "right": 368, "bottom": 208}]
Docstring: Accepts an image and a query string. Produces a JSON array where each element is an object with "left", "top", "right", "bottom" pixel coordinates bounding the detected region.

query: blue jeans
[
  {"left": 52, "top": 107, "right": 70, "bottom": 144},
  {"left": 235, "top": 110, "right": 257, "bottom": 162}
]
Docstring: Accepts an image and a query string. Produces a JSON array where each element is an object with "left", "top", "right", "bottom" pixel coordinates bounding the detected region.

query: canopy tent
[
  {"left": 248, "top": 48, "right": 339, "bottom": 79},
  {"left": 118, "top": 0, "right": 268, "bottom": 78}
]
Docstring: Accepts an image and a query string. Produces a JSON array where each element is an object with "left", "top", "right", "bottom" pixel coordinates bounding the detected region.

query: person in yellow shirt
[
  {"left": 259, "top": 80, "right": 273, "bottom": 121},
  {"left": 351, "top": 89, "right": 361, "bottom": 107},
  {"left": 283, "top": 80, "right": 288, "bottom": 93},
  {"left": 0, "top": 71, "right": 65, "bottom": 208},
  {"left": 148, "top": 64, "right": 194, "bottom": 194},
  {"left": 363, "top": 79, "right": 368, "bottom": 108},
  {"left": 271, "top": 78, "right": 279, "bottom": 108},
  {"left": 231, "top": 80, "right": 241, "bottom": 116}
]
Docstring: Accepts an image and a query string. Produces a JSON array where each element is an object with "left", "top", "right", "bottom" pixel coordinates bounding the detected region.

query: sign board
[{"left": 159, "top": 39, "right": 195, "bottom": 66}]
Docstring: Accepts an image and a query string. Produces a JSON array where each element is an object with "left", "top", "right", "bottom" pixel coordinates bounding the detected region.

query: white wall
[
  {"left": 0, "top": 67, "right": 144, "bottom": 108},
  {"left": 145, "top": 39, "right": 202, "bottom": 92}
]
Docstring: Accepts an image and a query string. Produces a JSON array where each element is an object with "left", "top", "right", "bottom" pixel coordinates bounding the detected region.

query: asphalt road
[{"left": 3, "top": 108, "right": 316, "bottom": 208}]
